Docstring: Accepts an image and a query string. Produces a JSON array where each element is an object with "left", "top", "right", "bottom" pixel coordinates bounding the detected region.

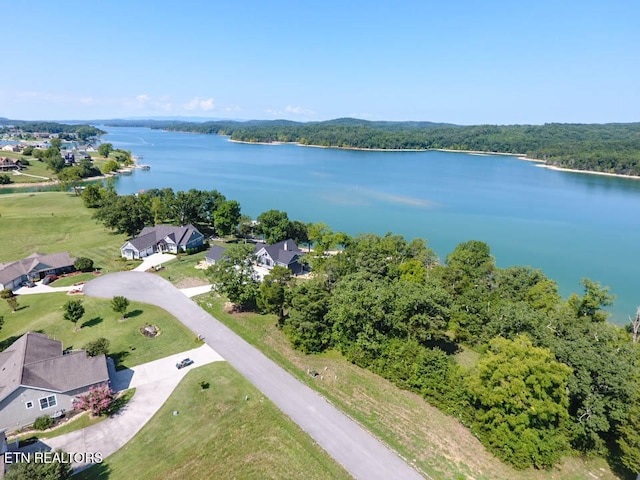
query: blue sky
[{"left": 1, "top": 0, "right": 638, "bottom": 124}]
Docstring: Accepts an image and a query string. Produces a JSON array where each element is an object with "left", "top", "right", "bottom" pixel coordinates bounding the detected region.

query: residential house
[
  {"left": 63, "top": 152, "right": 75, "bottom": 165},
  {"left": 0, "top": 157, "right": 21, "bottom": 172},
  {"left": 0, "top": 252, "right": 76, "bottom": 291},
  {"left": 254, "top": 239, "right": 305, "bottom": 274},
  {"left": 0, "top": 332, "right": 110, "bottom": 433},
  {"left": 205, "top": 245, "right": 228, "bottom": 266},
  {"left": 120, "top": 224, "right": 205, "bottom": 260}
]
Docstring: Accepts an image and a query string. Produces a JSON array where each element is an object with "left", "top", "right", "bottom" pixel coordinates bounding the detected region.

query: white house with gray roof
[
  {"left": 0, "top": 332, "right": 109, "bottom": 433},
  {"left": 254, "top": 239, "right": 305, "bottom": 274},
  {"left": 120, "top": 224, "right": 205, "bottom": 260},
  {"left": 0, "top": 252, "right": 76, "bottom": 291}
]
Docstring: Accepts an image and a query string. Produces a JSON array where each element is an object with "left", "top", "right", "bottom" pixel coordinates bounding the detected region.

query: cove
[{"left": 103, "top": 126, "right": 640, "bottom": 324}]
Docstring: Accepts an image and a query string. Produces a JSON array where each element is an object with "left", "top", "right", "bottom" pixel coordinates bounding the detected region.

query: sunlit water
[{"left": 33, "top": 126, "right": 640, "bottom": 323}]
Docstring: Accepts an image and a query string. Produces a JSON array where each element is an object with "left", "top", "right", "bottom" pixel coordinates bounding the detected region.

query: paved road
[
  {"left": 18, "top": 345, "right": 224, "bottom": 471},
  {"left": 84, "top": 272, "right": 425, "bottom": 480}
]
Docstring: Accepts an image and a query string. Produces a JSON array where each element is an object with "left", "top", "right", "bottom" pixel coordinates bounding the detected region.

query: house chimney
[{"left": 284, "top": 241, "right": 288, "bottom": 251}]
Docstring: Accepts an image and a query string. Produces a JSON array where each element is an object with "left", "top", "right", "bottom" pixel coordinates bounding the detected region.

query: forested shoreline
[
  {"left": 81, "top": 184, "right": 640, "bottom": 475},
  {"left": 103, "top": 118, "right": 640, "bottom": 177}
]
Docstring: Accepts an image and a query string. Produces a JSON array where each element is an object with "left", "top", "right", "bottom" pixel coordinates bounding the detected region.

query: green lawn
[
  {"left": 10, "top": 389, "right": 136, "bottom": 444},
  {"left": 49, "top": 272, "right": 98, "bottom": 287},
  {"left": 75, "top": 363, "right": 352, "bottom": 480},
  {"left": 0, "top": 153, "right": 54, "bottom": 183},
  {"left": 153, "top": 250, "right": 210, "bottom": 288},
  {"left": 192, "top": 294, "right": 623, "bottom": 480},
  {"left": 0, "top": 293, "right": 198, "bottom": 370},
  {"left": 0, "top": 192, "right": 132, "bottom": 273}
]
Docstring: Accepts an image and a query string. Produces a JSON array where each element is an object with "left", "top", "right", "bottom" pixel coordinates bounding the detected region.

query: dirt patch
[{"left": 175, "top": 277, "right": 209, "bottom": 289}]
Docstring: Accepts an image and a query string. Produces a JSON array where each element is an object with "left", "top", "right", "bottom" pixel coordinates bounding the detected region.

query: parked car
[
  {"left": 42, "top": 275, "right": 58, "bottom": 285},
  {"left": 176, "top": 358, "right": 194, "bottom": 369},
  {"left": 24, "top": 280, "right": 36, "bottom": 288}
]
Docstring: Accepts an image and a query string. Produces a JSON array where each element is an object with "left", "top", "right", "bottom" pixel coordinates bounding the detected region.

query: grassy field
[
  {"left": 193, "top": 294, "right": 624, "bottom": 480},
  {"left": 50, "top": 272, "right": 98, "bottom": 287},
  {"left": 153, "top": 250, "right": 210, "bottom": 287},
  {"left": 75, "top": 362, "right": 352, "bottom": 480},
  {"left": 0, "top": 153, "right": 54, "bottom": 183},
  {"left": 0, "top": 192, "right": 133, "bottom": 272},
  {"left": 0, "top": 293, "right": 198, "bottom": 370}
]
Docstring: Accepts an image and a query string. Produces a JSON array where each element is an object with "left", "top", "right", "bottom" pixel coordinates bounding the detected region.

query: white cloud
[
  {"left": 348, "top": 112, "right": 379, "bottom": 120},
  {"left": 184, "top": 97, "right": 216, "bottom": 111},
  {"left": 266, "top": 105, "right": 316, "bottom": 117},
  {"left": 136, "top": 94, "right": 150, "bottom": 103},
  {"left": 285, "top": 105, "right": 315, "bottom": 115}
]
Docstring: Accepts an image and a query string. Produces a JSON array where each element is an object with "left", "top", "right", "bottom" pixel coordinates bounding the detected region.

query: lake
[{"left": 103, "top": 126, "right": 640, "bottom": 323}]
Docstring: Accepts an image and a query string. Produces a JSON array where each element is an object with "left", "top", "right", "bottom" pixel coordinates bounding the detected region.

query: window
[
  {"left": 39, "top": 395, "right": 57, "bottom": 410},
  {"left": 25, "top": 401, "right": 34, "bottom": 409}
]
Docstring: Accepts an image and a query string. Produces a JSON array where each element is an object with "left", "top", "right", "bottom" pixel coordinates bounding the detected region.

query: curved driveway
[{"left": 84, "top": 272, "right": 425, "bottom": 480}]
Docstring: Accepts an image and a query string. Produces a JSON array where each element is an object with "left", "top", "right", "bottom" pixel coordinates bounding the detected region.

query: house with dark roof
[
  {"left": 254, "top": 239, "right": 305, "bottom": 274},
  {"left": 0, "top": 332, "right": 110, "bottom": 433},
  {"left": 204, "top": 245, "right": 228, "bottom": 266},
  {"left": 0, "top": 252, "right": 76, "bottom": 291},
  {"left": 0, "top": 157, "right": 21, "bottom": 172},
  {"left": 120, "top": 224, "right": 205, "bottom": 260}
]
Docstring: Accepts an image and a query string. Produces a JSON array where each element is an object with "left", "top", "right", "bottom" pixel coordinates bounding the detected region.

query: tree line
[
  {"left": 0, "top": 121, "right": 104, "bottom": 141},
  {"left": 208, "top": 225, "right": 640, "bottom": 473},
  {"left": 79, "top": 186, "right": 640, "bottom": 473},
  {"left": 82, "top": 184, "right": 242, "bottom": 238},
  {"left": 106, "top": 118, "right": 640, "bottom": 177}
]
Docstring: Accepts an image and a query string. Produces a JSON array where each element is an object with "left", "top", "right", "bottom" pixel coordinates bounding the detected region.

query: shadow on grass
[
  {"left": 605, "top": 441, "right": 638, "bottom": 480},
  {"left": 106, "top": 389, "right": 135, "bottom": 416},
  {"left": 125, "top": 309, "right": 143, "bottom": 319},
  {"left": 424, "top": 336, "right": 461, "bottom": 355},
  {"left": 0, "top": 335, "right": 21, "bottom": 352},
  {"left": 82, "top": 316, "right": 103, "bottom": 328},
  {"left": 14, "top": 305, "right": 29, "bottom": 312},
  {"left": 75, "top": 461, "right": 111, "bottom": 480},
  {"left": 110, "top": 351, "right": 130, "bottom": 370}
]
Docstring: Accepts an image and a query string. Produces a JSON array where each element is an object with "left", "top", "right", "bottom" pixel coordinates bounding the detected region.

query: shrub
[
  {"left": 33, "top": 415, "right": 54, "bottom": 431},
  {"left": 73, "top": 384, "right": 116, "bottom": 416},
  {"left": 74, "top": 257, "right": 94, "bottom": 272},
  {"left": 0, "top": 174, "right": 12, "bottom": 185},
  {"left": 83, "top": 337, "right": 110, "bottom": 357},
  {"left": 0, "top": 288, "right": 14, "bottom": 299}
]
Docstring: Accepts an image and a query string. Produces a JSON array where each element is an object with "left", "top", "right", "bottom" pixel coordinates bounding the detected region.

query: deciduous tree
[
  {"left": 207, "top": 243, "right": 258, "bottom": 310},
  {"left": 111, "top": 296, "right": 130, "bottom": 320},
  {"left": 63, "top": 299, "right": 85, "bottom": 331},
  {"left": 467, "top": 335, "right": 572, "bottom": 469}
]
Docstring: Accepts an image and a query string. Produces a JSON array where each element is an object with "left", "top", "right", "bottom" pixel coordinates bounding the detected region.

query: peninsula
[{"left": 103, "top": 117, "right": 640, "bottom": 178}]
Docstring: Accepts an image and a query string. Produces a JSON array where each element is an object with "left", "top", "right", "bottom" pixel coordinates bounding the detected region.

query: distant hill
[{"left": 3, "top": 116, "right": 639, "bottom": 177}]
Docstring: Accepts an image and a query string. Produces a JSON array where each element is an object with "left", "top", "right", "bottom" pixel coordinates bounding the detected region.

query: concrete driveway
[
  {"left": 21, "top": 345, "right": 224, "bottom": 471},
  {"left": 83, "top": 272, "right": 425, "bottom": 480},
  {"left": 13, "top": 284, "right": 76, "bottom": 295},
  {"left": 108, "top": 344, "right": 224, "bottom": 391},
  {"left": 132, "top": 253, "right": 177, "bottom": 272}
]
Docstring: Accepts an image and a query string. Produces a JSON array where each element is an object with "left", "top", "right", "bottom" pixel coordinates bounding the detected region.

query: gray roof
[
  {"left": 0, "top": 252, "right": 75, "bottom": 286},
  {"left": 124, "top": 224, "right": 203, "bottom": 252},
  {"left": 255, "top": 239, "right": 303, "bottom": 266},
  {"left": 0, "top": 332, "right": 109, "bottom": 403},
  {"left": 205, "top": 245, "right": 227, "bottom": 262}
]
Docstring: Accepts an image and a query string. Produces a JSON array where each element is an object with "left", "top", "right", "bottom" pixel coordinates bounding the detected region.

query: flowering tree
[{"left": 73, "top": 384, "right": 115, "bottom": 416}]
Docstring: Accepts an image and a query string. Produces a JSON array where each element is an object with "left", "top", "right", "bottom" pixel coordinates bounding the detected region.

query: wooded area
[
  {"left": 85, "top": 184, "right": 640, "bottom": 474},
  {"left": 115, "top": 118, "right": 640, "bottom": 177}
]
